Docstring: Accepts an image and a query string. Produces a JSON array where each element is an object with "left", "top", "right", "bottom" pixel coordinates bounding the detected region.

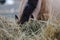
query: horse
[
  {"left": 15, "top": 0, "right": 52, "bottom": 24},
  {"left": 0, "top": 0, "right": 6, "bottom": 4}
]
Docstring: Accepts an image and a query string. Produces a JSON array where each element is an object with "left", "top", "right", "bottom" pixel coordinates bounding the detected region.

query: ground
[{"left": 0, "top": 16, "right": 60, "bottom": 40}]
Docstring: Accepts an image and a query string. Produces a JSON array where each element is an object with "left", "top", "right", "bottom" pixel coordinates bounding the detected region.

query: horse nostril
[
  {"left": 15, "top": 15, "right": 18, "bottom": 19},
  {"left": 15, "top": 15, "right": 20, "bottom": 24},
  {"left": 31, "top": 14, "right": 34, "bottom": 19}
]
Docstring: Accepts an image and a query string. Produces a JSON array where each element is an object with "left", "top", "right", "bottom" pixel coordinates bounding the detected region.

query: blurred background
[{"left": 0, "top": 0, "right": 20, "bottom": 18}]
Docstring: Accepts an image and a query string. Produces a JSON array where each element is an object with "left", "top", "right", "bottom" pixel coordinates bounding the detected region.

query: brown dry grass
[{"left": 0, "top": 16, "right": 60, "bottom": 40}]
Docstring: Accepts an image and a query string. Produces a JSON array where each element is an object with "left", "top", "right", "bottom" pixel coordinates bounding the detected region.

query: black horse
[
  {"left": 15, "top": 0, "right": 38, "bottom": 24},
  {"left": 0, "top": 0, "right": 6, "bottom": 4}
]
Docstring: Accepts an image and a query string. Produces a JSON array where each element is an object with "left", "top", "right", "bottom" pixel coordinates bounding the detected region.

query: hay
[{"left": 0, "top": 16, "right": 60, "bottom": 40}]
